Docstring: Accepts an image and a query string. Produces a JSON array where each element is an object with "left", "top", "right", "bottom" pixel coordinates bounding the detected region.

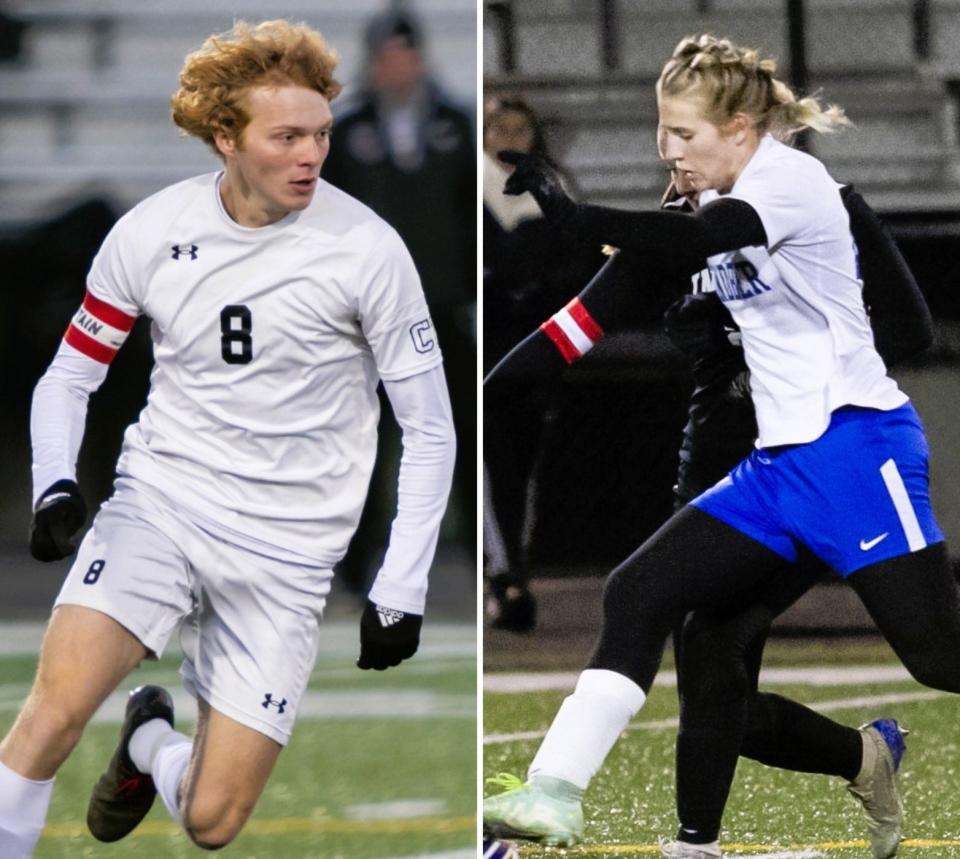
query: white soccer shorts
[{"left": 55, "top": 478, "right": 332, "bottom": 745}]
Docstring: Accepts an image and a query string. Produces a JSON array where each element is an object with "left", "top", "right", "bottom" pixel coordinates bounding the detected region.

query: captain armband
[
  {"left": 539, "top": 297, "right": 605, "bottom": 365},
  {"left": 63, "top": 290, "right": 137, "bottom": 364}
]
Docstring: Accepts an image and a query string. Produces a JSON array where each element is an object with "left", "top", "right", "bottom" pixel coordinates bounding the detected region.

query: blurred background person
[
  {"left": 483, "top": 94, "right": 603, "bottom": 631},
  {"left": 323, "top": 3, "right": 476, "bottom": 598},
  {"left": 483, "top": 96, "right": 599, "bottom": 362}
]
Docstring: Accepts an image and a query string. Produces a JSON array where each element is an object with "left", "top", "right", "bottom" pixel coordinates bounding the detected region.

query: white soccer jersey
[
  {"left": 699, "top": 135, "right": 906, "bottom": 447},
  {"left": 68, "top": 172, "right": 443, "bottom": 564}
]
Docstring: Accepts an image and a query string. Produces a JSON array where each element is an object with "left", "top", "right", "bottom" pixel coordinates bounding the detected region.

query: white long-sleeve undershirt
[
  {"left": 372, "top": 366, "right": 457, "bottom": 614},
  {"left": 30, "top": 340, "right": 106, "bottom": 507}
]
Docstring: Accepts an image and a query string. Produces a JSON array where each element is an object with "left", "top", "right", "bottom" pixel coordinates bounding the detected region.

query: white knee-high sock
[
  {"left": 0, "top": 760, "right": 54, "bottom": 859},
  {"left": 129, "top": 719, "right": 192, "bottom": 825},
  {"left": 528, "top": 668, "right": 646, "bottom": 789},
  {"left": 152, "top": 736, "right": 192, "bottom": 824}
]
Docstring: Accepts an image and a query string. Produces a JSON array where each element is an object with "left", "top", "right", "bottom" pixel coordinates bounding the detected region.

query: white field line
[
  {"left": 346, "top": 799, "right": 448, "bottom": 820},
  {"left": 377, "top": 850, "right": 476, "bottom": 859},
  {"left": 737, "top": 852, "right": 823, "bottom": 858},
  {"left": 0, "top": 685, "right": 475, "bottom": 723},
  {"left": 484, "top": 664, "right": 914, "bottom": 694},
  {"left": 0, "top": 662, "right": 475, "bottom": 720},
  {"left": 483, "top": 689, "right": 947, "bottom": 745},
  {"left": 93, "top": 688, "right": 474, "bottom": 723},
  {"left": 0, "top": 621, "right": 475, "bottom": 722},
  {"left": 0, "top": 621, "right": 475, "bottom": 658}
]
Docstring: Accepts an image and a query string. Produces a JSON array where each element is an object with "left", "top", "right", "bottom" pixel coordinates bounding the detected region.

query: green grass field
[
  {"left": 0, "top": 622, "right": 476, "bottom": 859},
  {"left": 484, "top": 641, "right": 960, "bottom": 858}
]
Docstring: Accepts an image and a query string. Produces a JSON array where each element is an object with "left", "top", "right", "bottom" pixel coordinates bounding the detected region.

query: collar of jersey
[
  {"left": 700, "top": 134, "right": 777, "bottom": 205},
  {"left": 213, "top": 171, "right": 301, "bottom": 238}
]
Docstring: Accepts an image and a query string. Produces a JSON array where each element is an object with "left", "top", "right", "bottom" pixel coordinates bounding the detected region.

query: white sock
[
  {"left": 528, "top": 668, "right": 646, "bottom": 789},
  {"left": 152, "top": 735, "right": 192, "bottom": 824},
  {"left": 0, "top": 760, "right": 54, "bottom": 859},
  {"left": 129, "top": 720, "right": 192, "bottom": 825},
  {"left": 128, "top": 718, "right": 175, "bottom": 774}
]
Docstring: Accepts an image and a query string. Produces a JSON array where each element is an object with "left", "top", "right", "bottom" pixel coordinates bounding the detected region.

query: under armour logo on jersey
[
  {"left": 171, "top": 243, "right": 199, "bottom": 260},
  {"left": 409, "top": 318, "right": 435, "bottom": 353},
  {"left": 376, "top": 605, "right": 405, "bottom": 628},
  {"left": 261, "top": 693, "right": 287, "bottom": 714}
]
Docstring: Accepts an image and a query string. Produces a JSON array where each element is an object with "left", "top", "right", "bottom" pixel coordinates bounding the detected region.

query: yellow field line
[
  {"left": 517, "top": 840, "right": 960, "bottom": 855},
  {"left": 42, "top": 815, "right": 475, "bottom": 839}
]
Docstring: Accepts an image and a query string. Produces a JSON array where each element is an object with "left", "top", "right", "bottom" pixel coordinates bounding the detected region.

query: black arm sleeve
[
  {"left": 842, "top": 186, "right": 933, "bottom": 366},
  {"left": 482, "top": 252, "right": 634, "bottom": 403},
  {"left": 566, "top": 198, "right": 767, "bottom": 274},
  {"left": 483, "top": 249, "right": 689, "bottom": 403}
]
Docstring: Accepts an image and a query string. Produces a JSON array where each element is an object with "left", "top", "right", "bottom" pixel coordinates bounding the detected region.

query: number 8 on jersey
[{"left": 220, "top": 305, "right": 253, "bottom": 365}]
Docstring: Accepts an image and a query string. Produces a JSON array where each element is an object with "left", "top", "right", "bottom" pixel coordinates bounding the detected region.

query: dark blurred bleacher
[{"left": 484, "top": 0, "right": 960, "bottom": 213}]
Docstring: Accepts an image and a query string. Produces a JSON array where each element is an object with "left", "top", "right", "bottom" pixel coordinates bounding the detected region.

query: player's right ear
[{"left": 213, "top": 129, "right": 236, "bottom": 160}]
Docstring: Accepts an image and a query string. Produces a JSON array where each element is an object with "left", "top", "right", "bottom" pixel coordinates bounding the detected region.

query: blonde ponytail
[{"left": 658, "top": 34, "right": 850, "bottom": 139}]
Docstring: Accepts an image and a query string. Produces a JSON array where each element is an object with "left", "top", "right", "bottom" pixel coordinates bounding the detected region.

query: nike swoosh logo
[{"left": 860, "top": 532, "right": 890, "bottom": 551}]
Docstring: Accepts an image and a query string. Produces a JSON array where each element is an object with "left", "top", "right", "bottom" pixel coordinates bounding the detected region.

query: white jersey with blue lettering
[
  {"left": 63, "top": 171, "right": 443, "bottom": 566},
  {"left": 698, "top": 135, "right": 906, "bottom": 447}
]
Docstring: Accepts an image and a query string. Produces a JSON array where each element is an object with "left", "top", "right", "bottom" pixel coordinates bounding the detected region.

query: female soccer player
[
  {"left": 484, "top": 175, "right": 927, "bottom": 859},
  {"left": 0, "top": 20, "right": 455, "bottom": 858},
  {"left": 663, "top": 171, "right": 931, "bottom": 859},
  {"left": 484, "top": 33, "right": 959, "bottom": 857}
]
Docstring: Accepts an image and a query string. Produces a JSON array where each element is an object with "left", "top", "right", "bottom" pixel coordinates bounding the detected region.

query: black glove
[
  {"left": 357, "top": 599, "right": 422, "bottom": 670},
  {"left": 29, "top": 479, "right": 87, "bottom": 562},
  {"left": 663, "top": 292, "right": 734, "bottom": 357},
  {"left": 497, "top": 150, "right": 576, "bottom": 225}
]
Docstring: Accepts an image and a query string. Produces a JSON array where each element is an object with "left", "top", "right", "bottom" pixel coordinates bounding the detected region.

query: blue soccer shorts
[{"left": 691, "top": 403, "right": 944, "bottom": 578}]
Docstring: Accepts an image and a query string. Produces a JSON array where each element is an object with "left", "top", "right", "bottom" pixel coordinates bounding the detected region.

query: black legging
[
  {"left": 850, "top": 541, "right": 960, "bottom": 691},
  {"left": 587, "top": 506, "right": 783, "bottom": 688},
  {"left": 674, "top": 563, "right": 863, "bottom": 842},
  {"left": 588, "top": 506, "right": 960, "bottom": 841},
  {"left": 589, "top": 507, "right": 960, "bottom": 693}
]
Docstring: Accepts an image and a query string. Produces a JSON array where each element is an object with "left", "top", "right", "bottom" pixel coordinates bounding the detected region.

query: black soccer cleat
[
  {"left": 87, "top": 684, "right": 175, "bottom": 842},
  {"left": 486, "top": 574, "right": 537, "bottom": 633}
]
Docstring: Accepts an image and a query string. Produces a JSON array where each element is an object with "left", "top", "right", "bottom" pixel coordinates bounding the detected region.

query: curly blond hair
[
  {"left": 171, "top": 19, "right": 342, "bottom": 156},
  {"left": 658, "top": 34, "right": 850, "bottom": 140}
]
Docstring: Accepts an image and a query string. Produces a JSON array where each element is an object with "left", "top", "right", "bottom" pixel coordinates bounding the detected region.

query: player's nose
[
  {"left": 297, "top": 137, "right": 323, "bottom": 167},
  {"left": 659, "top": 135, "right": 684, "bottom": 162}
]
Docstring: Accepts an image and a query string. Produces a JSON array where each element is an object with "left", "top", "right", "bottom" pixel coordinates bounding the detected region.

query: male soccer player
[{"left": 0, "top": 20, "right": 456, "bottom": 857}]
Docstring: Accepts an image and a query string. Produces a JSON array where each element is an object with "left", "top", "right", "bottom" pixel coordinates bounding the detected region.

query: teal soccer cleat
[{"left": 483, "top": 772, "right": 584, "bottom": 847}]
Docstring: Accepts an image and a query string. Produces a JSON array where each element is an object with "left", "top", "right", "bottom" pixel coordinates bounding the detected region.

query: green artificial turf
[
  {"left": 484, "top": 650, "right": 960, "bottom": 857},
  {"left": 0, "top": 627, "right": 476, "bottom": 859}
]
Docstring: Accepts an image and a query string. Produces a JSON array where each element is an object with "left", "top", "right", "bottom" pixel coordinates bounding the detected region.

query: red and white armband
[
  {"left": 539, "top": 297, "right": 604, "bottom": 365},
  {"left": 63, "top": 291, "right": 137, "bottom": 364}
]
